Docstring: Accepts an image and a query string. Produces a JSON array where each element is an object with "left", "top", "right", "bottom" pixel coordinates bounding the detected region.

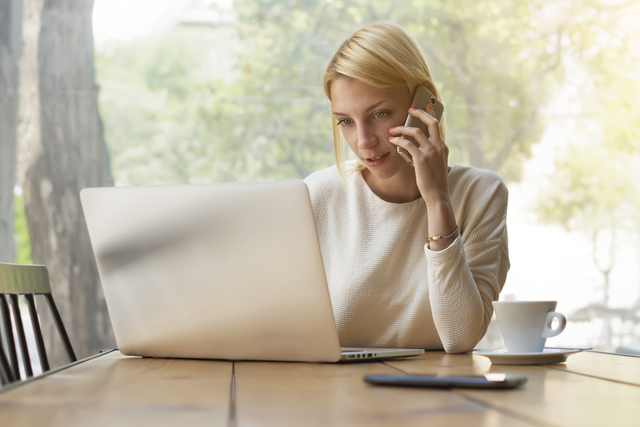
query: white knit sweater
[{"left": 304, "top": 161, "right": 509, "bottom": 353}]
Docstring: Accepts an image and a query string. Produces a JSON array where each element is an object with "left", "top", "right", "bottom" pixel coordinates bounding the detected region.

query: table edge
[
  {"left": 585, "top": 349, "right": 640, "bottom": 358},
  {"left": 0, "top": 348, "right": 117, "bottom": 395}
]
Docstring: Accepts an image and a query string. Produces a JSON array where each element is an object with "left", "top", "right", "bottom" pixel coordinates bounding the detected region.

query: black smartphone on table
[
  {"left": 397, "top": 85, "right": 445, "bottom": 168},
  {"left": 364, "top": 374, "right": 527, "bottom": 389}
]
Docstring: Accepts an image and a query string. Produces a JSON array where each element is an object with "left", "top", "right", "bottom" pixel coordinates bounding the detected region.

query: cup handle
[{"left": 542, "top": 312, "right": 567, "bottom": 338}]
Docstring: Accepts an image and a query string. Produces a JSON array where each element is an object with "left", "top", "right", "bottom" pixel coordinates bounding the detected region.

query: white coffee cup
[{"left": 492, "top": 301, "right": 567, "bottom": 353}]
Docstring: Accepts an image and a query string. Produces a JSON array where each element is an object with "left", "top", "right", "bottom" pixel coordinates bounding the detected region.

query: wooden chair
[
  {"left": 0, "top": 262, "right": 77, "bottom": 385},
  {"left": 1, "top": 341, "right": 15, "bottom": 384}
]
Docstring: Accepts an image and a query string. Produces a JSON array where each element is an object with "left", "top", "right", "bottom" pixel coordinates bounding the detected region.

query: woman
[{"left": 303, "top": 22, "right": 510, "bottom": 354}]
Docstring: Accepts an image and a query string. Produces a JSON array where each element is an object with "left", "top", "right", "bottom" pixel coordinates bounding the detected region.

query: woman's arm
[
  {"left": 425, "top": 177, "right": 509, "bottom": 353},
  {"left": 389, "top": 105, "right": 458, "bottom": 251},
  {"left": 390, "top": 107, "right": 509, "bottom": 353}
]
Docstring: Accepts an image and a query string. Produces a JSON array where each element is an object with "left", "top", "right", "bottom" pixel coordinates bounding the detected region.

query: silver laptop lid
[{"left": 80, "top": 181, "right": 342, "bottom": 362}]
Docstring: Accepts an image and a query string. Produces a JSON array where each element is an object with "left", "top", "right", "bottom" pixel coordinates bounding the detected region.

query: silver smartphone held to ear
[{"left": 397, "top": 85, "right": 445, "bottom": 167}]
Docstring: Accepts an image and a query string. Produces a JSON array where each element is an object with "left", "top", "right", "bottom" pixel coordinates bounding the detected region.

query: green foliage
[
  {"left": 536, "top": 144, "right": 637, "bottom": 232},
  {"left": 95, "top": 0, "right": 634, "bottom": 186},
  {"left": 96, "top": 27, "right": 230, "bottom": 185},
  {"left": 590, "top": 37, "right": 640, "bottom": 155},
  {"left": 533, "top": 1, "right": 640, "bottom": 235},
  {"left": 228, "top": 0, "right": 572, "bottom": 181},
  {"left": 405, "top": 0, "right": 554, "bottom": 176},
  {"left": 13, "top": 195, "right": 32, "bottom": 265}
]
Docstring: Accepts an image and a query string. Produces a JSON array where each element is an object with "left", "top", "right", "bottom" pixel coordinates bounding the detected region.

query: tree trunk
[
  {"left": 0, "top": 0, "right": 22, "bottom": 263},
  {"left": 16, "top": 0, "right": 115, "bottom": 365}
]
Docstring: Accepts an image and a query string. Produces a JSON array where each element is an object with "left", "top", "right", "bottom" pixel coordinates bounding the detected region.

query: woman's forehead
[{"left": 330, "top": 78, "right": 410, "bottom": 114}]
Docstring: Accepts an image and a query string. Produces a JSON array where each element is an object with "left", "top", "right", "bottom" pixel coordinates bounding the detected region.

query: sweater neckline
[{"left": 352, "top": 164, "right": 459, "bottom": 207}]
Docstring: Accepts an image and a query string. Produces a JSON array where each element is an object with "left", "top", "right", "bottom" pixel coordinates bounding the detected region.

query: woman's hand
[
  {"left": 389, "top": 105, "right": 458, "bottom": 251},
  {"left": 388, "top": 105, "right": 450, "bottom": 206}
]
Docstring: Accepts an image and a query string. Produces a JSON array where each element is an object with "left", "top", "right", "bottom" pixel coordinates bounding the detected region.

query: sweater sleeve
[{"left": 424, "top": 172, "right": 509, "bottom": 353}]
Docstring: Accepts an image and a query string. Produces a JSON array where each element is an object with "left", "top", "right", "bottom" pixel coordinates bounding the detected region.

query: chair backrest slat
[
  {"left": 9, "top": 294, "right": 34, "bottom": 378},
  {"left": 44, "top": 294, "right": 77, "bottom": 362},
  {"left": 0, "top": 263, "right": 51, "bottom": 294},
  {"left": 25, "top": 294, "right": 50, "bottom": 372},
  {"left": 0, "top": 262, "right": 77, "bottom": 386},
  {"left": 0, "top": 343, "right": 15, "bottom": 384},
  {"left": 0, "top": 295, "right": 20, "bottom": 380}
]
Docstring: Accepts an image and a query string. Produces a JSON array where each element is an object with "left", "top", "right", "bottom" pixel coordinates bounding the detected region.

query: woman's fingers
[
  {"left": 390, "top": 108, "right": 442, "bottom": 148},
  {"left": 390, "top": 125, "right": 436, "bottom": 153},
  {"left": 409, "top": 106, "right": 442, "bottom": 146},
  {"left": 389, "top": 106, "right": 449, "bottom": 172},
  {"left": 389, "top": 132, "right": 424, "bottom": 158},
  {"left": 389, "top": 107, "right": 450, "bottom": 204},
  {"left": 390, "top": 134, "right": 442, "bottom": 171}
]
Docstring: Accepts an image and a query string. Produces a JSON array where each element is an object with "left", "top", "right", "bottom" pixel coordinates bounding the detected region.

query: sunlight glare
[{"left": 93, "top": 0, "right": 178, "bottom": 43}]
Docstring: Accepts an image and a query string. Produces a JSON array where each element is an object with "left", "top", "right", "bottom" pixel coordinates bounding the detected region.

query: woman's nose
[{"left": 357, "top": 125, "right": 377, "bottom": 149}]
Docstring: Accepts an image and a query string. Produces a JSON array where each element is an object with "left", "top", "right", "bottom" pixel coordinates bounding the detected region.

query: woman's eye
[
  {"left": 337, "top": 119, "right": 353, "bottom": 126},
  {"left": 373, "top": 112, "right": 388, "bottom": 119}
]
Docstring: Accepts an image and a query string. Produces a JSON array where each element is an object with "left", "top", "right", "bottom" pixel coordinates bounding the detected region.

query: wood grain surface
[
  {"left": 549, "top": 351, "right": 640, "bottom": 385},
  {"left": 386, "top": 351, "right": 640, "bottom": 427},
  {"left": 234, "top": 358, "right": 532, "bottom": 426},
  {"left": 2, "top": 350, "right": 640, "bottom": 427},
  {"left": 0, "top": 351, "right": 232, "bottom": 427}
]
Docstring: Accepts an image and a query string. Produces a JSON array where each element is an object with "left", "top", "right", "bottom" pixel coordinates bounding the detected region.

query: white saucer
[{"left": 472, "top": 348, "right": 583, "bottom": 365}]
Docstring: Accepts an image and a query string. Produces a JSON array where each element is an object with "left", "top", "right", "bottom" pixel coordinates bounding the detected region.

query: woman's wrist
[
  {"left": 424, "top": 194, "right": 452, "bottom": 213},
  {"left": 425, "top": 196, "right": 458, "bottom": 251},
  {"left": 427, "top": 224, "right": 458, "bottom": 249}
]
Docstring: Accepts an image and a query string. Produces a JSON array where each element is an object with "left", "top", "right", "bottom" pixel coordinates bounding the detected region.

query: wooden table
[{"left": 1, "top": 349, "right": 639, "bottom": 426}]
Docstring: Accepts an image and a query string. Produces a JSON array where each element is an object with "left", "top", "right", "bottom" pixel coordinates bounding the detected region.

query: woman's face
[{"left": 330, "top": 78, "right": 414, "bottom": 183}]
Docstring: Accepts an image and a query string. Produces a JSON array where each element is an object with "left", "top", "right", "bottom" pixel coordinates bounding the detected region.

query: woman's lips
[{"left": 363, "top": 152, "right": 389, "bottom": 167}]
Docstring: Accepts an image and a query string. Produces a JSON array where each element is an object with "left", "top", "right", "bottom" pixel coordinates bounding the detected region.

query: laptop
[{"left": 80, "top": 180, "right": 424, "bottom": 363}]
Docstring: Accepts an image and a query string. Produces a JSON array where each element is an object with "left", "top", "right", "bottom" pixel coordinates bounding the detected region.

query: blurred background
[{"left": 1, "top": 0, "right": 639, "bottom": 367}]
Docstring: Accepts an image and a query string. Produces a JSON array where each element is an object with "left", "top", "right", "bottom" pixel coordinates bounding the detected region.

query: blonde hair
[{"left": 323, "top": 22, "right": 446, "bottom": 177}]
